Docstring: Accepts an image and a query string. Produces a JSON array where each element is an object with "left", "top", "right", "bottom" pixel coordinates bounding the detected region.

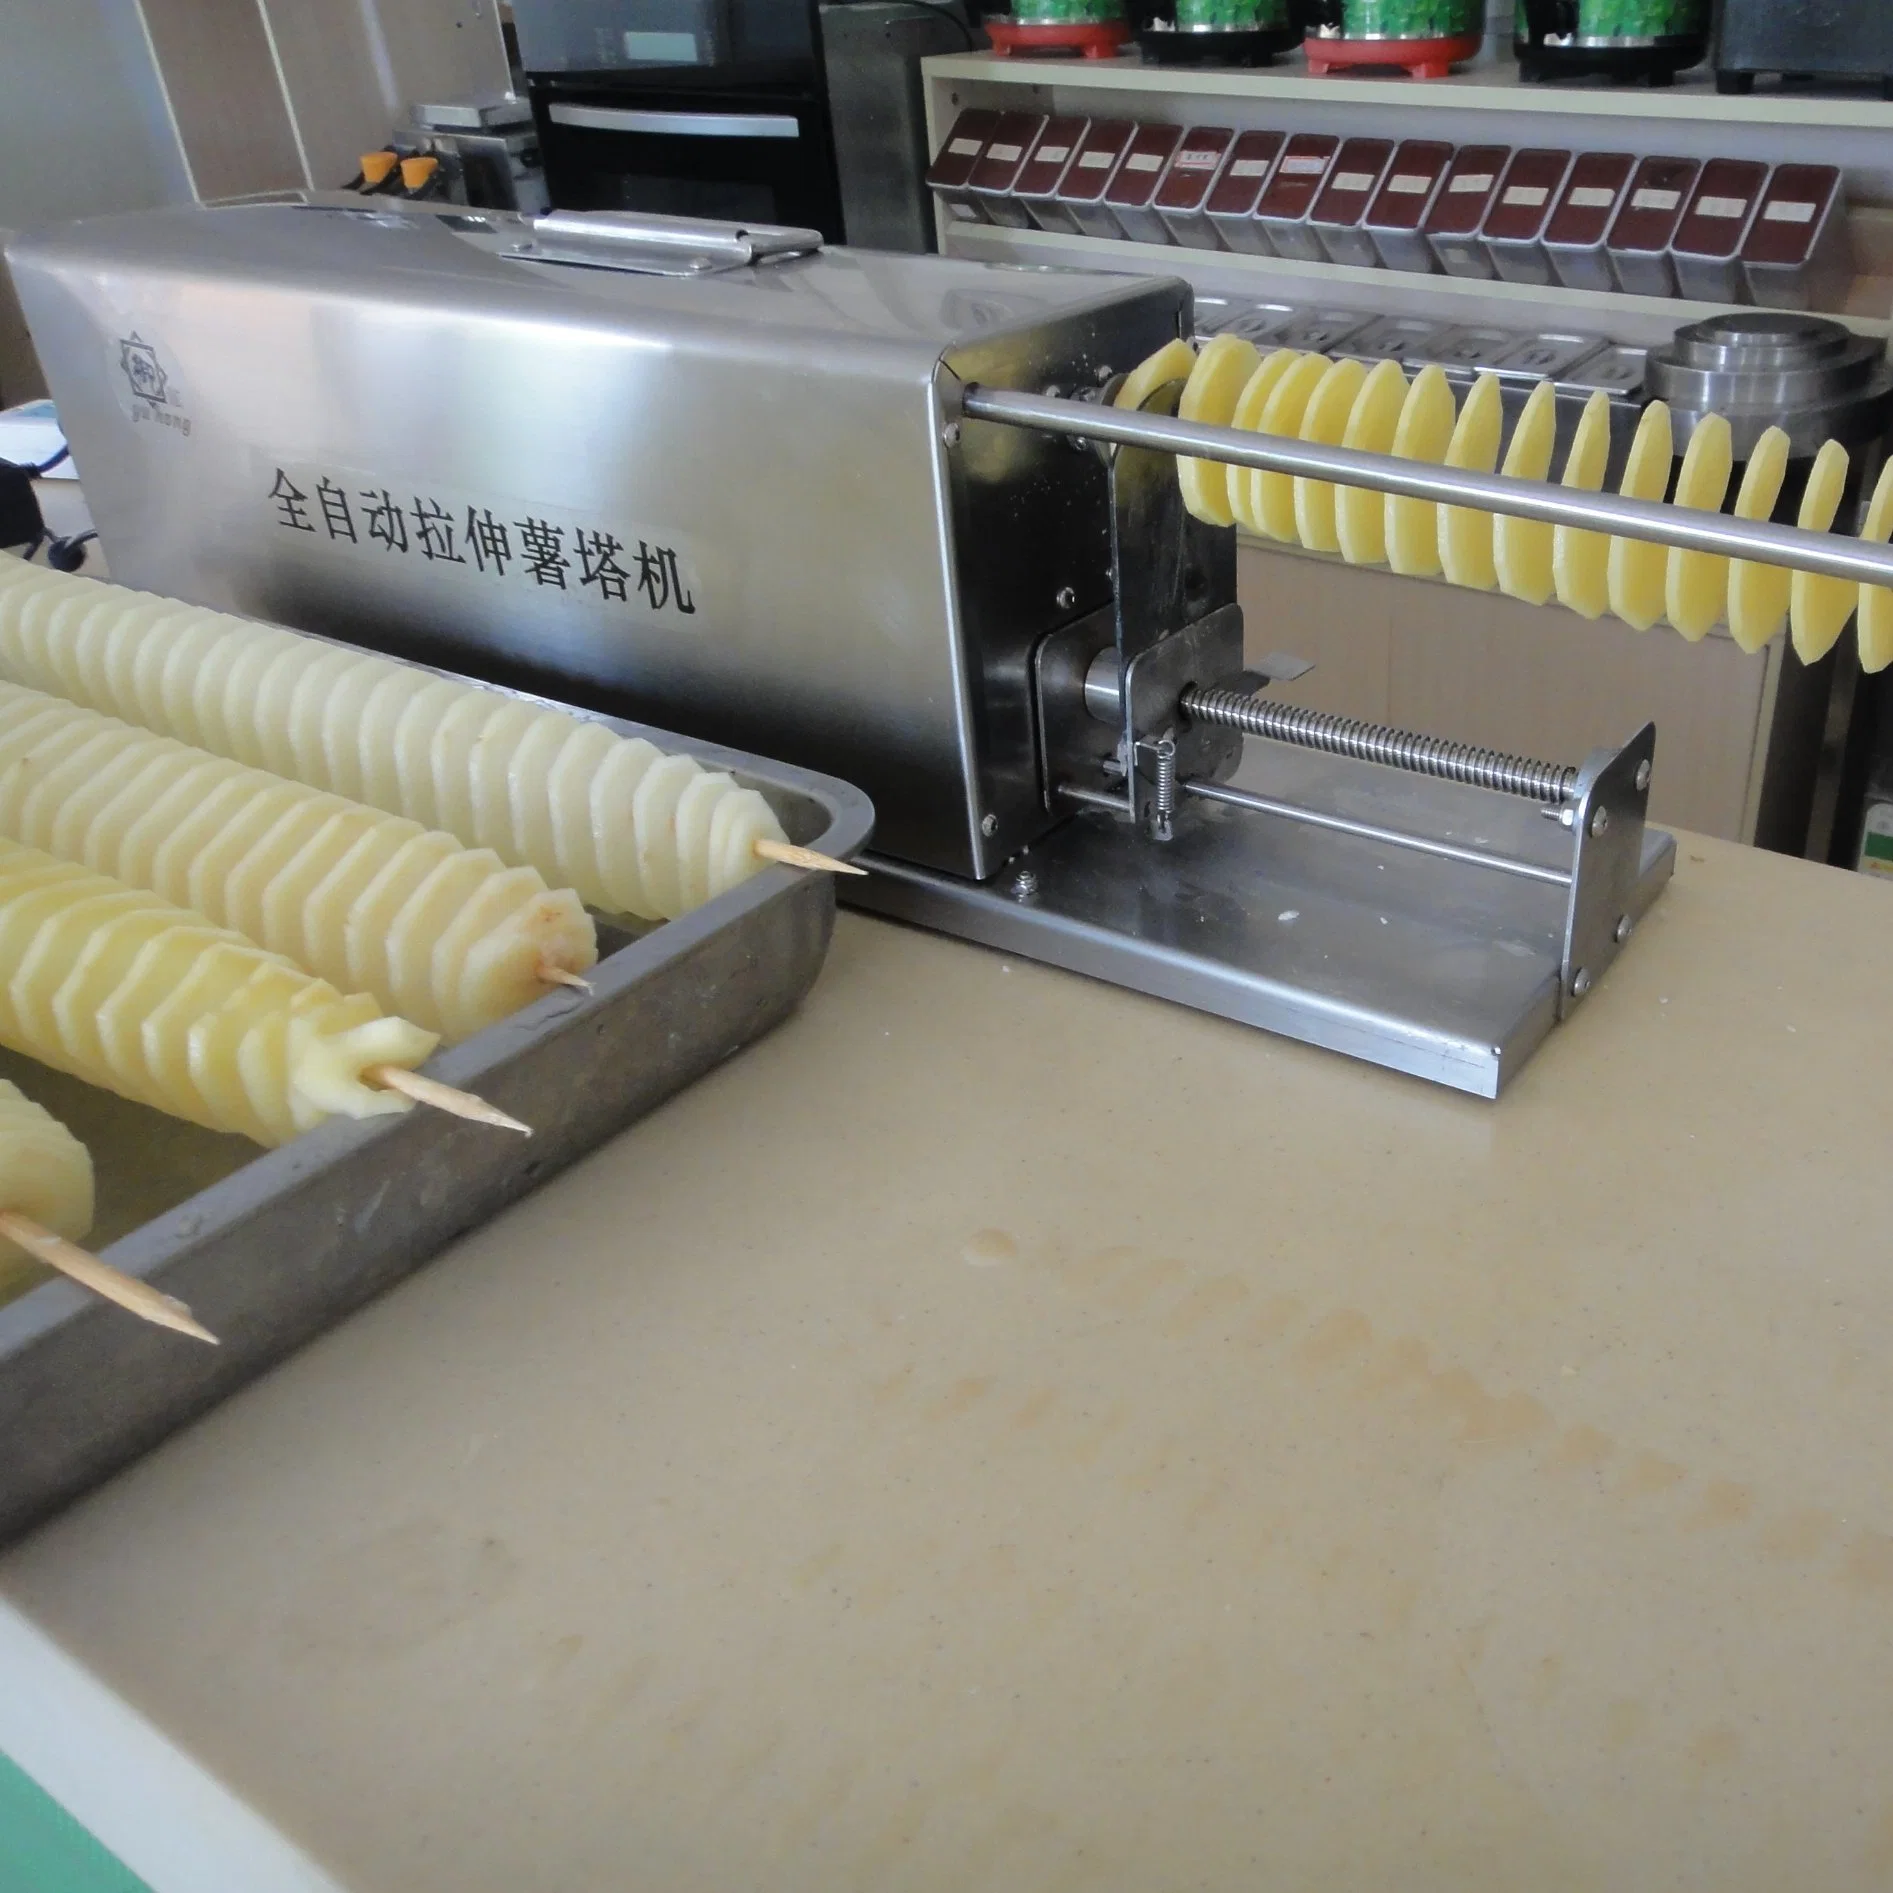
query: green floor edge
[{"left": 0, "top": 1750, "right": 152, "bottom": 1893}]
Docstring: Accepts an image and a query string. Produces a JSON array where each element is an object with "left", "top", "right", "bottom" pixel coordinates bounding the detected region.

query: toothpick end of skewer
[
  {"left": 538, "top": 963, "right": 594, "bottom": 993},
  {"left": 367, "top": 1065, "right": 533, "bottom": 1136},
  {"left": 0, "top": 1210, "right": 219, "bottom": 1343},
  {"left": 753, "top": 837, "right": 868, "bottom": 877}
]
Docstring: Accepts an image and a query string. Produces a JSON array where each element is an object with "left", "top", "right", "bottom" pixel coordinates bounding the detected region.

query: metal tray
[{"left": 0, "top": 690, "right": 873, "bottom": 1546}]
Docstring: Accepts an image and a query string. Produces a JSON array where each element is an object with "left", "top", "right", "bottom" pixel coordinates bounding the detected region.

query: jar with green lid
[
  {"left": 1516, "top": 0, "right": 1710, "bottom": 81},
  {"left": 1140, "top": 0, "right": 1296, "bottom": 65},
  {"left": 1174, "top": 0, "right": 1288, "bottom": 25},
  {"left": 1304, "top": 0, "right": 1482, "bottom": 38},
  {"left": 1011, "top": 0, "right": 1125, "bottom": 23}
]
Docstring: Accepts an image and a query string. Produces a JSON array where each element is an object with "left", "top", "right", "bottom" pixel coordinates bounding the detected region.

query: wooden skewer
[
  {"left": 538, "top": 963, "right": 593, "bottom": 994},
  {"left": 753, "top": 837, "right": 868, "bottom": 877},
  {"left": 366, "top": 1064, "right": 532, "bottom": 1136},
  {"left": 0, "top": 1210, "right": 218, "bottom": 1344}
]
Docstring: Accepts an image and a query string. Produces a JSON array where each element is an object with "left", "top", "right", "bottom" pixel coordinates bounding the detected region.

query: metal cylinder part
[
  {"left": 1642, "top": 312, "right": 1893, "bottom": 459},
  {"left": 1182, "top": 686, "right": 1581, "bottom": 803}
]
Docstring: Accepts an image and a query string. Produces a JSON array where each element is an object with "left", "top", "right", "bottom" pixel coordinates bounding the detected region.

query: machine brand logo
[
  {"left": 118, "top": 334, "right": 168, "bottom": 406},
  {"left": 114, "top": 332, "right": 192, "bottom": 436}
]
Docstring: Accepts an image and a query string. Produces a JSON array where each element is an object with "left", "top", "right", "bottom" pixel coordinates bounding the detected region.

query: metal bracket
[
  {"left": 1558, "top": 723, "right": 1656, "bottom": 1018},
  {"left": 1123, "top": 607, "right": 1244, "bottom": 837}
]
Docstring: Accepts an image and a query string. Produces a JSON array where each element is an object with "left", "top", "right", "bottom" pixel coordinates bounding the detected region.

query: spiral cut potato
[
  {"left": 1118, "top": 340, "right": 1893, "bottom": 665},
  {"left": 0, "top": 559, "right": 790, "bottom": 924},
  {"left": 0, "top": 839, "right": 437, "bottom": 1147},
  {"left": 0, "top": 1078, "right": 94, "bottom": 1306},
  {"left": 0, "top": 681, "right": 593, "bottom": 1043}
]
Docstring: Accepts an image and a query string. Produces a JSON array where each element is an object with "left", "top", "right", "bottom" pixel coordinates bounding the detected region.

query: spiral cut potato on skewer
[
  {"left": 1115, "top": 339, "right": 1893, "bottom": 665},
  {"left": 0, "top": 1078, "right": 93, "bottom": 1306},
  {"left": 0, "top": 839, "right": 437, "bottom": 1147},
  {"left": 0, "top": 681, "right": 594, "bottom": 1042},
  {"left": 0, "top": 558, "right": 792, "bottom": 924}
]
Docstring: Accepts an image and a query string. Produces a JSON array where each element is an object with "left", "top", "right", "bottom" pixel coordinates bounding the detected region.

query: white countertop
[{"left": 3, "top": 833, "right": 1893, "bottom": 1889}]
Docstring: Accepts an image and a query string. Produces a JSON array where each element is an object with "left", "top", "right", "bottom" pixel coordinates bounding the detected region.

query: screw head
[
  {"left": 941, "top": 420, "right": 961, "bottom": 448},
  {"left": 1055, "top": 585, "right": 1077, "bottom": 612},
  {"left": 1571, "top": 967, "right": 1593, "bottom": 999},
  {"left": 1634, "top": 759, "right": 1652, "bottom": 793},
  {"left": 1010, "top": 868, "right": 1040, "bottom": 901},
  {"left": 980, "top": 812, "right": 998, "bottom": 837},
  {"left": 1614, "top": 913, "right": 1633, "bottom": 944},
  {"left": 1589, "top": 805, "right": 1611, "bottom": 838}
]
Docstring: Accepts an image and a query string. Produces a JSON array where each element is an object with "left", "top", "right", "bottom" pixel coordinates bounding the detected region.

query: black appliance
[
  {"left": 1716, "top": 0, "right": 1893, "bottom": 97},
  {"left": 1514, "top": 0, "right": 1709, "bottom": 86},
  {"left": 517, "top": 0, "right": 847, "bottom": 238}
]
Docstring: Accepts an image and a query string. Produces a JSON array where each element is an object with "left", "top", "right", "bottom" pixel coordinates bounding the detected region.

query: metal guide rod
[
  {"left": 1181, "top": 778, "right": 1573, "bottom": 886},
  {"left": 959, "top": 385, "right": 1893, "bottom": 590},
  {"left": 1181, "top": 687, "right": 1580, "bottom": 803}
]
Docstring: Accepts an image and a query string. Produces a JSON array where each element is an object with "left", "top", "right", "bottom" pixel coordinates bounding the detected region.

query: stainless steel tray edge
[{"left": 0, "top": 701, "right": 873, "bottom": 1547}]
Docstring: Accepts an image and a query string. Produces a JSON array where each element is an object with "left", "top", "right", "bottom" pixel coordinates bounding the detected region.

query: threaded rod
[{"left": 1181, "top": 687, "right": 1580, "bottom": 804}]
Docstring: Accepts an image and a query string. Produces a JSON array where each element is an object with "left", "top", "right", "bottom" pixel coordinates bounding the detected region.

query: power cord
[{"left": 46, "top": 529, "right": 96, "bottom": 572}]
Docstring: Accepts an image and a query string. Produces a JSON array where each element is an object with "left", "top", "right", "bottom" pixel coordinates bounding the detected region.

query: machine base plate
[{"left": 845, "top": 745, "right": 1675, "bottom": 1098}]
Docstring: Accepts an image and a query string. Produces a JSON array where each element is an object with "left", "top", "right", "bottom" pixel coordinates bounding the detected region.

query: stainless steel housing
[{"left": 6, "top": 200, "right": 1184, "bottom": 884}]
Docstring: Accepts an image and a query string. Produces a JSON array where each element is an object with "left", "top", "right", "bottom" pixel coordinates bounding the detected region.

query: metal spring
[
  {"left": 1149, "top": 735, "right": 1178, "bottom": 840},
  {"left": 1181, "top": 687, "right": 1580, "bottom": 805}
]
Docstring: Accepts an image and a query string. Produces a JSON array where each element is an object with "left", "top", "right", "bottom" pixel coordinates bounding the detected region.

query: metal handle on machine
[
  {"left": 958, "top": 385, "right": 1893, "bottom": 590},
  {"left": 525, "top": 208, "right": 822, "bottom": 273},
  {"left": 546, "top": 103, "right": 803, "bottom": 140}
]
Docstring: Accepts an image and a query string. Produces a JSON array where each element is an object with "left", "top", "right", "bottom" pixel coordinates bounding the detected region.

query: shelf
[
  {"left": 943, "top": 219, "right": 1892, "bottom": 347},
  {"left": 925, "top": 51, "right": 1893, "bottom": 204},
  {"left": 924, "top": 49, "right": 1893, "bottom": 135}
]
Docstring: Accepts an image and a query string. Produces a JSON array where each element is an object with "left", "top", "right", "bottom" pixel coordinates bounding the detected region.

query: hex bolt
[
  {"left": 1055, "top": 585, "right": 1077, "bottom": 612},
  {"left": 1634, "top": 759, "right": 1652, "bottom": 793},
  {"left": 1571, "top": 967, "right": 1593, "bottom": 999},
  {"left": 1614, "top": 914, "right": 1633, "bottom": 944},
  {"left": 941, "top": 420, "right": 961, "bottom": 448},
  {"left": 1589, "top": 805, "right": 1610, "bottom": 838},
  {"left": 1010, "top": 868, "right": 1040, "bottom": 902},
  {"left": 980, "top": 812, "right": 998, "bottom": 837}
]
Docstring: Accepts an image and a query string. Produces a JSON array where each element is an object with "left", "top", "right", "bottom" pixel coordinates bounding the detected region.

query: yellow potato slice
[
  {"left": 385, "top": 678, "right": 465, "bottom": 830},
  {"left": 1856, "top": 457, "right": 1893, "bottom": 674},
  {"left": 1666, "top": 415, "right": 1735, "bottom": 642},
  {"left": 347, "top": 668, "right": 430, "bottom": 815},
  {"left": 1177, "top": 333, "right": 1261, "bottom": 526},
  {"left": 588, "top": 736, "right": 666, "bottom": 920},
  {"left": 1725, "top": 427, "right": 1793, "bottom": 654},
  {"left": 1226, "top": 350, "right": 1302, "bottom": 531},
  {"left": 1553, "top": 391, "right": 1615, "bottom": 620},
  {"left": 632, "top": 751, "right": 703, "bottom": 921},
  {"left": 1247, "top": 353, "right": 1334, "bottom": 543},
  {"left": 157, "top": 615, "right": 234, "bottom": 751},
  {"left": 282, "top": 646, "right": 368, "bottom": 787},
  {"left": 1606, "top": 401, "right": 1675, "bottom": 632},
  {"left": 0, "top": 1080, "right": 93, "bottom": 1288},
  {"left": 1336, "top": 359, "right": 1410, "bottom": 568},
  {"left": 1791, "top": 438, "right": 1855, "bottom": 662},
  {"left": 672, "top": 771, "right": 731, "bottom": 914},
  {"left": 1293, "top": 357, "right": 1369, "bottom": 555},
  {"left": 1113, "top": 338, "right": 1196, "bottom": 413},
  {"left": 215, "top": 638, "right": 288, "bottom": 770},
  {"left": 504, "top": 713, "right": 578, "bottom": 884},
  {"left": 1438, "top": 371, "right": 1505, "bottom": 591},
  {"left": 1385, "top": 365, "right": 1457, "bottom": 579}
]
